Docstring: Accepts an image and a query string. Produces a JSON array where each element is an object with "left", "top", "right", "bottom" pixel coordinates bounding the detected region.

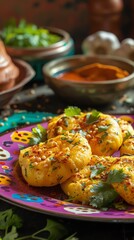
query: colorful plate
[{"left": 0, "top": 120, "right": 134, "bottom": 222}]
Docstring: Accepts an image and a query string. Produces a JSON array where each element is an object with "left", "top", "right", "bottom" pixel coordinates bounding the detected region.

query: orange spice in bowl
[
  {"left": 58, "top": 63, "right": 129, "bottom": 82},
  {"left": 43, "top": 55, "right": 134, "bottom": 106}
]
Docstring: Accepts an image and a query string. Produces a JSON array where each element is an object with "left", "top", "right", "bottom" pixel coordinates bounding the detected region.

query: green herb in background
[
  {"left": 0, "top": 209, "right": 78, "bottom": 240},
  {"left": 0, "top": 19, "right": 61, "bottom": 47},
  {"left": 0, "top": 209, "right": 22, "bottom": 240}
]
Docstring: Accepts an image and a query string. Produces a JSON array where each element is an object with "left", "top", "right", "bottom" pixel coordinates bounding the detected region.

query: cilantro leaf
[
  {"left": 3, "top": 226, "right": 18, "bottom": 240},
  {"left": 89, "top": 168, "right": 128, "bottom": 209},
  {"left": 98, "top": 125, "right": 110, "bottom": 132},
  {"left": 0, "top": 209, "right": 22, "bottom": 230},
  {"left": 86, "top": 110, "right": 100, "bottom": 124},
  {"left": 90, "top": 182, "right": 118, "bottom": 209},
  {"left": 106, "top": 169, "right": 128, "bottom": 184},
  {"left": 0, "top": 209, "right": 22, "bottom": 240},
  {"left": 44, "top": 219, "right": 68, "bottom": 240},
  {"left": 29, "top": 124, "right": 47, "bottom": 145},
  {"left": 90, "top": 182, "right": 110, "bottom": 194},
  {"left": 90, "top": 163, "right": 106, "bottom": 179},
  {"left": 64, "top": 106, "right": 81, "bottom": 117},
  {"left": 0, "top": 209, "right": 77, "bottom": 240}
]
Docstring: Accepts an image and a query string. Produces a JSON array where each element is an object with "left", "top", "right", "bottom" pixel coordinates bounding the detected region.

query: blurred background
[{"left": 0, "top": 0, "right": 133, "bottom": 53}]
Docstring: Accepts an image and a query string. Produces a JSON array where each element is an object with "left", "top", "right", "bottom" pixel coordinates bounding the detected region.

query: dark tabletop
[{"left": 0, "top": 81, "right": 134, "bottom": 240}]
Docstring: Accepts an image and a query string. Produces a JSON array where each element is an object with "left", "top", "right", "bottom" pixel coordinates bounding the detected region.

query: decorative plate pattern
[{"left": 0, "top": 119, "right": 134, "bottom": 222}]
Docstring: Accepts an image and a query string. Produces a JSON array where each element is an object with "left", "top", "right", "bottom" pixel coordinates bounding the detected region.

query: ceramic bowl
[
  {"left": 4, "top": 27, "right": 74, "bottom": 81},
  {"left": 0, "top": 59, "right": 35, "bottom": 106},
  {"left": 5, "top": 27, "right": 74, "bottom": 61},
  {"left": 42, "top": 54, "right": 134, "bottom": 106}
]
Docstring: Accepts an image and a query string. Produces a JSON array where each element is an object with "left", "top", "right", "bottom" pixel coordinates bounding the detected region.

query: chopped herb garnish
[
  {"left": 49, "top": 156, "right": 56, "bottom": 161},
  {"left": 78, "top": 129, "right": 87, "bottom": 137},
  {"left": 73, "top": 141, "right": 80, "bottom": 146},
  {"left": 61, "top": 136, "right": 73, "bottom": 143},
  {"left": 29, "top": 163, "right": 34, "bottom": 168},
  {"left": 66, "top": 139, "right": 74, "bottom": 143},
  {"left": 64, "top": 106, "right": 81, "bottom": 117},
  {"left": 99, "top": 132, "right": 108, "bottom": 142},
  {"left": 29, "top": 124, "right": 47, "bottom": 145},
  {"left": 123, "top": 131, "right": 131, "bottom": 142},
  {"left": 70, "top": 129, "right": 76, "bottom": 134},
  {"left": 98, "top": 125, "right": 110, "bottom": 132},
  {"left": 86, "top": 110, "right": 100, "bottom": 124},
  {"left": 90, "top": 169, "right": 128, "bottom": 209},
  {"left": 106, "top": 169, "right": 128, "bottom": 184},
  {"left": 90, "top": 182, "right": 118, "bottom": 209},
  {"left": 90, "top": 163, "right": 106, "bottom": 179},
  {"left": 61, "top": 136, "right": 67, "bottom": 140},
  {"left": 23, "top": 151, "right": 29, "bottom": 157},
  {"left": 63, "top": 117, "right": 69, "bottom": 127}
]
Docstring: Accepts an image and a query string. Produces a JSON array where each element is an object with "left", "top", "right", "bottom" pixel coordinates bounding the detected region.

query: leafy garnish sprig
[
  {"left": 64, "top": 106, "right": 81, "bottom": 117},
  {"left": 90, "top": 169, "right": 128, "bottom": 209},
  {"left": 90, "top": 163, "right": 106, "bottom": 179},
  {"left": 29, "top": 124, "right": 47, "bottom": 145},
  {"left": 86, "top": 110, "right": 100, "bottom": 125},
  {"left": 0, "top": 209, "right": 22, "bottom": 240},
  {"left": 98, "top": 125, "right": 110, "bottom": 133}
]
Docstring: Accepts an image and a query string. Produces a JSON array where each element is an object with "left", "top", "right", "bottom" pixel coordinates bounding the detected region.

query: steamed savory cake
[{"left": 19, "top": 132, "right": 92, "bottom": 187}]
